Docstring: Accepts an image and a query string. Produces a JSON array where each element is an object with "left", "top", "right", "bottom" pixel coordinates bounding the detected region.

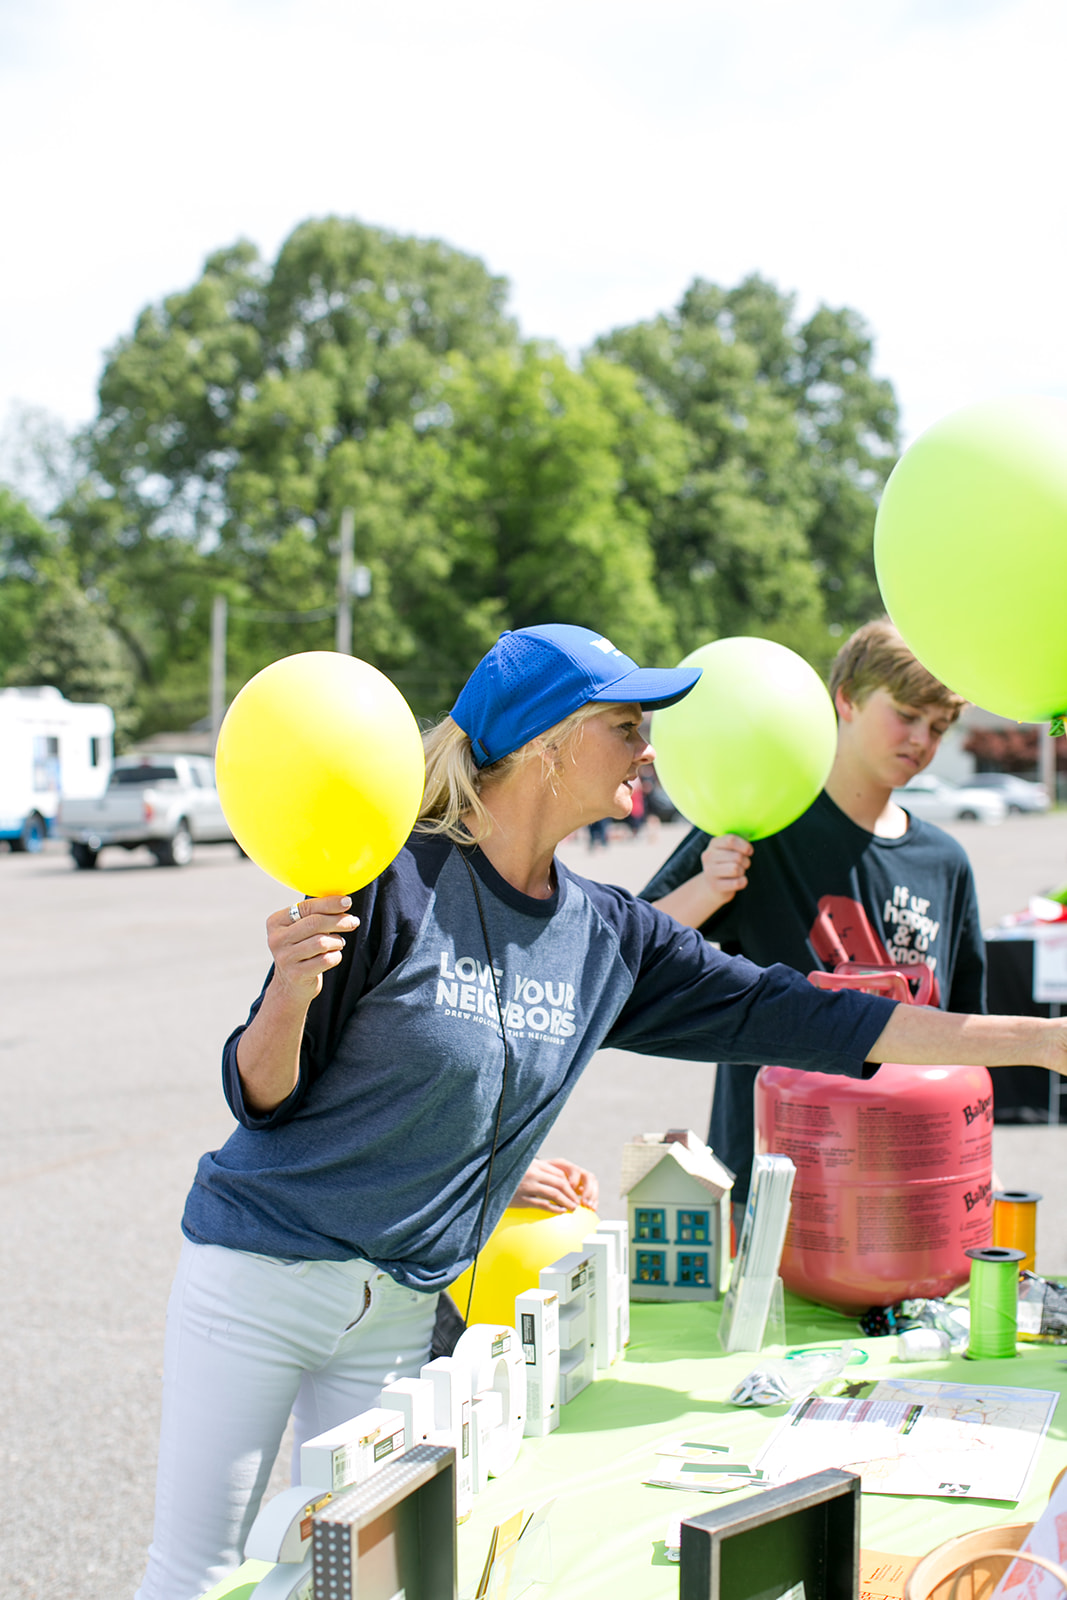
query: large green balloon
[
  {"left": 651, "top": 637, "right": 837, "bottom": 839},
  {"left": 874, "top": 396, "right": 1067, "bottom": 724}
]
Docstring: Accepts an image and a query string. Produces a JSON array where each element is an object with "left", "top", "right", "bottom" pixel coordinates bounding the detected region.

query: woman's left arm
[{"left": 870, "top": 1004, "right": 1067, "bottom": 1075}]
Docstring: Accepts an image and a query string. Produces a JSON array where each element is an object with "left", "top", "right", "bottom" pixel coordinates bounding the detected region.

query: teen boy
[{"left": 640, "top": 618, "right": 986, "bottom": 1212}]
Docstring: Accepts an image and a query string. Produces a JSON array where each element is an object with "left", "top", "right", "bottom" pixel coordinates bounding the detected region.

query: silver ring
[{"left": 288, "top": 902, "right": 302, "bottom": 923}]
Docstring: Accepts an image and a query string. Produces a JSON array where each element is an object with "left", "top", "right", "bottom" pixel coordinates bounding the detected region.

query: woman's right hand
[
  {"left": 266, "top": 896, "right": 360, "bottom": 1006},
  {"left": 235, "top": 896, "right": 360, "bottom": 1115}
]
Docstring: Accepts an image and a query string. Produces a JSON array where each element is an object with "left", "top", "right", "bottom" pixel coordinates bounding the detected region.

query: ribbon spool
[
  {"left": 965, "top": 1246, "right": 1025, "bottom": 1359},
  {"left": 992, "top": 1190, "right": 1042, "bottom": 1275}
]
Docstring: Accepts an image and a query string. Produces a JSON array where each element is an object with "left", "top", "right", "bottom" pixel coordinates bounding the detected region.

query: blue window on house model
[
  {"left": 676, "top": 1209, "right": 709, "bottom": 1244},
  {"left": 677, "top": 1252, "right": 709, "bottom": 1287},
  {"left": 634, "top": 1208, "right": 666, "bottom": 1242},
  {"left": 634, "top": 1250, "right": 666, "bottom": 1284}
]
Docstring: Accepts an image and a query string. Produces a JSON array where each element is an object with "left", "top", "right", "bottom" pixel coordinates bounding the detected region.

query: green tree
[
  {"left": 793, "top": 300, "right": 900, "bottom": 629},
  {"left": 69, "top": 217, "right": 688, "bottom": 724},
  {"left": 595, "top": 274, "right": 899, "bottom": 667},
  {"left": 4, "top": 574, "right": 138, "bottom": 744},
  {"left": 429, "top": 347, "right": 681, "bottom": 675},
  {"left": 66, "top": 228, "right": 901, "bottom": 730},
  {"left": 0, "top": 403, "right": 86, "bottom": 519},
  {"left": 310, "top": 347, "right": 686, "bottom": 714},
  {"left": 66, "top": 218, "right": 520, "bottom": 727},
  {"left": 0, "top": 487, "right": 59, "bottom": 683}
]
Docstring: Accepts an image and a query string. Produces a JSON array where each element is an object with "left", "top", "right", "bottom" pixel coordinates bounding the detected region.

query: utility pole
[
  {"left": 1040, "top": 723, "right": 1058, "bottom": 805},
  {"left": 336, "top": 506, "right": 355, "bottom": 655},
  {"left": 210, "top": 594, "right": 228, "bottom": 750}
]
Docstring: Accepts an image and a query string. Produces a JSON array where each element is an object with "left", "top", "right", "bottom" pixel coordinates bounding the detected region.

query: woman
[{"left": 137, "top": 622, "right": 1067, "bottom": 1600}]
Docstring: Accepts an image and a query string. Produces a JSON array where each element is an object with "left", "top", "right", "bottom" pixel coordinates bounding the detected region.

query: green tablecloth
[
  {"left": 198, "top": 1292, "right": 1067, "bottom": 1600},
  {"left": 456, "top": 1293, "right": 1067, "bottom": 1600}
]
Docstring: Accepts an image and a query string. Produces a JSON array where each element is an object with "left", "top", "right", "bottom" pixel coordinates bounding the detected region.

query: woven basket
[{"left": 904, "top": 1522, "right": 1067, "bottom": 1600}]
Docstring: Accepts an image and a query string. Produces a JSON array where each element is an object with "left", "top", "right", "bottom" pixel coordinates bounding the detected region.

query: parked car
[
  {"left": 964, "top": 773, "right": 1051, "bottom": 813},
  {"left": 57, "top": 753, "right": 239, "bottom": 868},
  {"left": 892, "top": 774, "right": 1008, "bottom": 824}
]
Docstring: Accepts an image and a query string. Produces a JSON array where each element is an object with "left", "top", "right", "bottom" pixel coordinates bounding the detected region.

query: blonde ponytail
[{"left": 416, "top": 702, "right": 610, "bottom": 844}]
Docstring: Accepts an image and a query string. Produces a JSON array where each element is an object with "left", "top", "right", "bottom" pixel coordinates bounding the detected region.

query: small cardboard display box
[{"left": 679, "top": 1469, "right": 860, "bottom": 1600}]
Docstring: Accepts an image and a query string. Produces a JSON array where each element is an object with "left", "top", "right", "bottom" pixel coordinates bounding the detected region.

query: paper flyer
[{"left": 753, "top": 1381, "right": 1059, "bottom": 1502}]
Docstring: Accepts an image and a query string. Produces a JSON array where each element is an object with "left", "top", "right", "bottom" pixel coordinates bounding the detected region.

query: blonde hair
[
  {"left": 828, "top": 618, "right": 965, "bottom": 723},
  {"left": 417, "top": 703, "right": 612, "bottom": 845}
]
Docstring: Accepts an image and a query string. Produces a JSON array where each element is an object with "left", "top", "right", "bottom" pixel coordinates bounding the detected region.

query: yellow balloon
[
  {"left": 215, "top": 652, "right": 425, "bottom": 895},
  {"left": 450, "top": 1205, "right": 600, "bottom": 1326}
]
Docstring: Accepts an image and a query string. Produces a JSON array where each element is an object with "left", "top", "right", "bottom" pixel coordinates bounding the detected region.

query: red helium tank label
[{"left": 756, "top": 1064, "right": 994, "bottom": 1310}]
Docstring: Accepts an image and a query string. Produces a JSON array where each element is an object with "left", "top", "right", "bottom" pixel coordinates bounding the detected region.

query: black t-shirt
[{"left": 640, "top": 791, "right": 986, "bottom": 1201}]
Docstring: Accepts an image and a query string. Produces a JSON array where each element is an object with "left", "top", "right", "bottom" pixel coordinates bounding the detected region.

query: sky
[{"left": 1, "top": 0, "right": 1065, "bottom": 481}]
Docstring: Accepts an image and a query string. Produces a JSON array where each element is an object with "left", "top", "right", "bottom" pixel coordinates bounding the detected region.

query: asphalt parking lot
[{"left": 3, "top": 812, "right": 1066, "bottom": 1598}]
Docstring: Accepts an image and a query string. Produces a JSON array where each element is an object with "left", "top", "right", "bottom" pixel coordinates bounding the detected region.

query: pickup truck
[{"left": 57, "top": 753, "right": 240, "bottom": 869}]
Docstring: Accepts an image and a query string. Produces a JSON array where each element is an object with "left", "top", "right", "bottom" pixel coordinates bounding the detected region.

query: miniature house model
[{"left": 621, "top": 1129, "right": 734, "bottom": 1301}]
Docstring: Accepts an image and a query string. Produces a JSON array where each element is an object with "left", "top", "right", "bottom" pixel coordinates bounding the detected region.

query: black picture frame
[{"left": 679, "top": 1469, "right": 860, "bottom": 1600}]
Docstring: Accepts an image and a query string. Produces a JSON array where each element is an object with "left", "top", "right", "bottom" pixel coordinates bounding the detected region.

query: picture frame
[
  {"left": 311, "top": 1442, "right": 457, "bottom": 1600},
  {"left": 679, "top": 1468, "right": 860, "bottom": 1600}
]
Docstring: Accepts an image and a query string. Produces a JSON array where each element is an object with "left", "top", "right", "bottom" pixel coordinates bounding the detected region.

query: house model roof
[{"left": 620, "top": 1128, "right": 735, "bottom": 1200}]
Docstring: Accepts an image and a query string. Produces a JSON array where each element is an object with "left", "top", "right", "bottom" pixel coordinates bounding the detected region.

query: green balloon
[
  {"left": 651, "top": 637, "right": 837, "bottom": 840},
  {"left": 874, "top": 396, "right": 1067, "bottom": 724}
]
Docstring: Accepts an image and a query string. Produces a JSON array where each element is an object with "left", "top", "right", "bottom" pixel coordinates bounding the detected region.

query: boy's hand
[
  {"left": 699, "top": 836, "right": 752, "bottom": 905},
  {"left": 652, "top": 835, "right": 752, "bottom": 928}
]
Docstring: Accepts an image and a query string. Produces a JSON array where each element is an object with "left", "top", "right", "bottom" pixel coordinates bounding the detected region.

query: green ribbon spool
[{"left": 965, "top": 1245, "right": 1025, "bottom": 1359}]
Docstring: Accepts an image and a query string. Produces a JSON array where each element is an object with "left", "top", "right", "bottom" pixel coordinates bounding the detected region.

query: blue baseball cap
[{"left": 451, "top": 623, "right": 701, "bottom": 768}]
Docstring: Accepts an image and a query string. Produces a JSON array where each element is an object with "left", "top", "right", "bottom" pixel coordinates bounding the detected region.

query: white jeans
[{"left": 135, "top": 1239, "right": 437, "bottom": 1600}]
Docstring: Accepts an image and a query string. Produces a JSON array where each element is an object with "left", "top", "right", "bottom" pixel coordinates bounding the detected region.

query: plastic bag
[
  {"left": 729, "top": 1343, "right": 856, "bottom": 1406},
  {"left": 861, "top": 1297, "right": 970, "bottom": 1352},
  {"left": 1017, "top": 1270, "right": 1067, "bottom": 1343},
  {"left": 898, "top": 1297, "right": 970, "bottom": 1352}
]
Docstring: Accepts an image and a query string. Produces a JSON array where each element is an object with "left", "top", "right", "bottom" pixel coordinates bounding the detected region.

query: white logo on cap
[{"left": 590, "top": 637, "right": 623, "bottom": 657}]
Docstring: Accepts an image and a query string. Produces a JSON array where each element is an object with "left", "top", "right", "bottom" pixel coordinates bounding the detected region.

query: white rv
[{"left": 0, "top": 687, "right": 114, "bottom": 851}]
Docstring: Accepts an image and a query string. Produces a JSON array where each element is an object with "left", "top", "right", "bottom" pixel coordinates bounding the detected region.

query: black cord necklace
[{"left": 456, "top": 844, "right": 512, "bottom": 1328}]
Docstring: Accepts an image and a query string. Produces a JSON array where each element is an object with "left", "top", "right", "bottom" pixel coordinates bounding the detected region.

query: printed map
[{"left": 754, "top": 1380, "right": 1058, "bottom": 1501}]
